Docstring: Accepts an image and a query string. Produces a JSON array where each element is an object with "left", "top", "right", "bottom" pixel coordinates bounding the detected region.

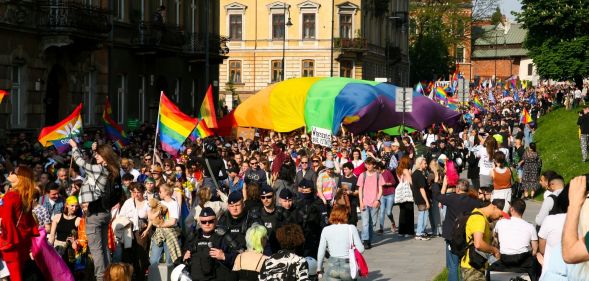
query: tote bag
[
  {"left": 348, "top": 225, "right": 369, "bottom": 278},
  {"left": 394, "top": 175, "right": 414, "bottom": 204}
]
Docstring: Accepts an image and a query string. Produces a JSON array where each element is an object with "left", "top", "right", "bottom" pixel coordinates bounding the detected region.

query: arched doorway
[{"left": 45, "top": 64, "right": 68, "bottom": 125}]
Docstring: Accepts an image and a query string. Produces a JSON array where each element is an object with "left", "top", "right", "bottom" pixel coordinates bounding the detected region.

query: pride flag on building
[
  {"left": 198, "top": 85, "right": 218, "bottom": 128},
  {"left": 103, "top": 97, "right": 129, "bottom": 150},
  {"left": 521, "top": 108, "right": 533, "bottom": 124},
  {"left": 38, "top": 103, "right": 83, "bottom": 153},
  {"left": 158, "top": 93, "right": 198, "bottom": 156}
]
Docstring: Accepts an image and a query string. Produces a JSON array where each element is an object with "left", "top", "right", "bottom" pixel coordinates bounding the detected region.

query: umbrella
[
  {"left": 381, "top": 126, "right": 417, "bottom": 136},
  {"left": 227, "top": 77, "right": 461, "bottom": 134}
]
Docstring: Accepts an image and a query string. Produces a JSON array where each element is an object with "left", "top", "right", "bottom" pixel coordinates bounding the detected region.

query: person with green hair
[{"left": 232, "top": 223, "right": 268, "bottom": 281}]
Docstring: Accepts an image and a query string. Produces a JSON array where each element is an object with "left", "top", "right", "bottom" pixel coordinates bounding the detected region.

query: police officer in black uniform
[
  {"left": 294, "top": 179, "right": 324, "bottom": 259},
  {"left": 275, "top": 188, "right": 300, "bottom": 226},
  {"left": 217, "top": 191, "right": 264, "bottom": 254},
  {"left": 182, "top": 207, "right": 240, "bottom": 281},
  {"left": 258, "top": 185, "right": 280, "bottom": 252}
]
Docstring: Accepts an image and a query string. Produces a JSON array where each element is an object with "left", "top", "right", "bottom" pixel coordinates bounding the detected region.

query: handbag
[
  {"left": 394, "top": 176, "right": 414, "bottom": 204},
  {"left": 348, "top": 225, "right": 369, "bottom": 278}
]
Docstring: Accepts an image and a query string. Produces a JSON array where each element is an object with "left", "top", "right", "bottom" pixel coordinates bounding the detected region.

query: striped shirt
[{"left": 73, "top": 148, "right": 109, "bottom": 204}]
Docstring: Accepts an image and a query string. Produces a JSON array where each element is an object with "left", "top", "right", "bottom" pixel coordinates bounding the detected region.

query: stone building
[
  {"left": 0, "top": 0, "right": 226, "bottom": 136},
  {"left": 218, "top": 0, "right": 410, "bottom": 103}
]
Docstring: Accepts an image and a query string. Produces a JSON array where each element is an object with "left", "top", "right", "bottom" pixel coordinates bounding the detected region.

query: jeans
[
  {"left": 416, "top": 209, "right": 428, "bottom": 236},
  {"left": 325, "top": 257, "right": 354, "bottom": 281},
  {"left": 379, "top": 194, "right": 395, "bottom": 230},
  {"left": 149, "top": 239, "right": 173, "bottom": 266},
  {"left": 446, "top": 241, "right": 461, "bottom": 281},
  {"left": 361, "top": 206, "right": 379, "bottom": 241},
  {"left": 86, "top": 211, "right": 111, "bottom": 281}
]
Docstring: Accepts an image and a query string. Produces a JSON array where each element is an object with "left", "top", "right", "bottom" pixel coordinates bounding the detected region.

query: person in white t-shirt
[{"left": 490, "top": 199, "right": 538, "bottom": 279}]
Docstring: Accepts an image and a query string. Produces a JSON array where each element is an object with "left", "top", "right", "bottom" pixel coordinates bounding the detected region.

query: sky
[{"left": 500, "top": 0, "right": 521, "bottom": 19}]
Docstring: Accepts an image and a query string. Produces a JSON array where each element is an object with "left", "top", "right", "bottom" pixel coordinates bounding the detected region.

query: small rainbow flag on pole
[
  {"left": 158, "top": 92, "right": 198, "bottom": 156},
  {"left": 198, "top": 85, "right": 218, "bottom": 128},
  {"left": 415, "top": 82, "right": 424, "bottom": 95},
  {"left": 521, "top": 108, "right": 533, "bottom": 124},
  {"left": 435, "top": 86, "right": 448, "bottom": 101},
  {"left": 38, "top": 103, "right": 83, "bottom": 152},
  {"left": 189, "top": 119, "right": 214, "bottom": 141},
  {"left": 103, "top": 97, "right": 129, "bottom": 150},
  {"left": 0, "top": 90, "right": 8, "bottom": 104},
  {"left": 473, "top": 96, "right": 484, "bottom": 110}
]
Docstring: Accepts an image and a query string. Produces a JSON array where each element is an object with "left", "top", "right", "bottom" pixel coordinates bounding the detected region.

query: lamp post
[
  {"left": 387, "top": 15, "right": 402, "bottom": 84},
  {"left": 282, "top": 5, "right": 293, "bottom": 81}
]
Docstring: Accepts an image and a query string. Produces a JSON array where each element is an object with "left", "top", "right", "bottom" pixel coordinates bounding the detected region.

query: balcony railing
[
  {"left": 184, "top": 33, "right": 230, "bottom": 55},
  {"left": 333, "top": 37, "right": 368, "bottom": 50},
  {"left": 37, "top": 1, "right": 111, "bottom": 35},
  {"left": 132, "top": 21, "right": 186, "bottom": 48}
]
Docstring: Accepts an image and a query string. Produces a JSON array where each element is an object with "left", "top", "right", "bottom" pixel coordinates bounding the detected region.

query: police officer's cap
[
  {"left": 298, "top": 179, "right": 314, "bottom": 189},
  {"left": 228, "top": 191, "right": 243, "bottom": 204},
  {"left": 279, "top": 189, "right": 293, "bottom": 200},
  {"left": 261, "top": 184, "right": 274, "bottom": 196},
  {"left": 199, "top": 207, "right": 216, "bottom": 217}
]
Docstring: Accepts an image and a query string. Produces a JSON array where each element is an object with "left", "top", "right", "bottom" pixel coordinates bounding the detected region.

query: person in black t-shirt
[{"left": 340, "top": 162, "right": 359, "bottom": 226}]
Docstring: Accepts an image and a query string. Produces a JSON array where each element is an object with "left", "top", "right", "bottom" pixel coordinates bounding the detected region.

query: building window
[
  {"left": 114, "top": 0, "right": 125, "bottom": 21},
  {"left": 229, "top": 60, "right": 242, "bottom": 83},
  {"left": 302, "top": 13, "right": 315, "bottom": 39},
  {"left": 340, "top": 60, "right": 353, "bottom": 78},
  {"left": 116, "top": 74, "right": 126, "bottom": 124},
  {"left": 83, "top": 72, "right": 95, "bottom": 125},
  {"left": 272, "top": 13, "right": 285, "bottom": 40},
  {"left": 302, "top": 60, "right": 314, "bottom": 77},
  {"left": 340, "top": 14, "right": 352, "bottom": 39},
  {"left": 138, "top": 75, "right": 146, "bottom": 122},
  {"left": 11, "top": 66, "right": 22, "bottom": 127},
  {"left": 174, "top": 78, "right": 181, "bottom": 103},
  {"left": 456, "top": 47, "right": 464, "bottom": 63},
  {"left": 229, "top": 14, "right": 242, "bottom": 40},
  {"left": 271, "top": 60, "right": 283, "bottom": 82},
  {"left": 528, "top": 64, "right": 533, "bottom": 76}
]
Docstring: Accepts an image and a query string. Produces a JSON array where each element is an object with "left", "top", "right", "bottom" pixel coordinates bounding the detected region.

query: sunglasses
[
  {"left": 312, "top": 160, "right": 320, "bottom": 162},
  {"left": 301, "top": 161, "right": 308, "bottom": 164},
  {"left": 261, "top": 195, "right": 273, "bottom": 199},
  {"left": 200, "top": 219, "right": 215, "bottom": 225},
  {"left": 250, "top": 162, "right": 258, "bottom": 165},
  {"left": 144, "top": 158, "right": 152, "bottom": 161}
]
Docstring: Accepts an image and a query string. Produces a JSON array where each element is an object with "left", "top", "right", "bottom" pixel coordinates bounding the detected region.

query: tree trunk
[{"left": 575, "top": 75, "right": 583, "bottom": 89}]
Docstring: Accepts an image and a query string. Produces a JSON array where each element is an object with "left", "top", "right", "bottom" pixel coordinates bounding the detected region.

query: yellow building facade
[{"left": 219, "top": 0, "right": 409, "bottom": 101}]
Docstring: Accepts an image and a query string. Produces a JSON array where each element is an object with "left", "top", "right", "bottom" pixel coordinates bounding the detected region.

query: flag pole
[{"left": 153, "top": 92, "right": 162, "bottom": 166}]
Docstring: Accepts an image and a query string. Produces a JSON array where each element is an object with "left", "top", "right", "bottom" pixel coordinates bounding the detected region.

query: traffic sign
[{"left": 395, "top": 87, "right": 413, "bottom": 113}]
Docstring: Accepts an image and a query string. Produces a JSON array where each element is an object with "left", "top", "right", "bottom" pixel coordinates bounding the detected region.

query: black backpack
[
  {"left": 449, "top": 211, "right": 484, "bottom": 257},
  {"left": 101, "top": 175, "right": 123, "bottom": 211}
]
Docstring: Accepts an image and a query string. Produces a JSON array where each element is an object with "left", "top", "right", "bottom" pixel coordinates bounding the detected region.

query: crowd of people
[{"left": 0, "top": 81, "right": 588, "bottom": 281}]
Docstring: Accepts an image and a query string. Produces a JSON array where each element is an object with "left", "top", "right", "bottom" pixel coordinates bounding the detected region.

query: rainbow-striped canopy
[{"left": 233, "top": 77, "right": 461, "bottom": 134}]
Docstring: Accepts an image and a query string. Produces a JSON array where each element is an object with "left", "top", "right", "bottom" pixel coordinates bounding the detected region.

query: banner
[{"left": 311, "top": 127, "right": 332, "bottom": 147}]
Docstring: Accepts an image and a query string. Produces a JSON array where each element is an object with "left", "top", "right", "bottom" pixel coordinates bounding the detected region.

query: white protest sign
[{"left": 311, "top": 127, "right": 332, "bottom": 147}]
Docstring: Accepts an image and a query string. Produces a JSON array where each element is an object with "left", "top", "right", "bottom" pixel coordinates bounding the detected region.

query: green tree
[
  {"left": 515, "top": 0, "right": 589, "bottom": 87},
  {"left": 490, "top": 6, "right": 502, "bottom": 25},
  {"left": 410, "top": 33, "right": 452, "bottom": 81}
]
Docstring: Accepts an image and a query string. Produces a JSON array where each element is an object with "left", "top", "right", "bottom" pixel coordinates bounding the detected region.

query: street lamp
[{"left": 282, "top": 5, "right": 292, "bottom": 81}]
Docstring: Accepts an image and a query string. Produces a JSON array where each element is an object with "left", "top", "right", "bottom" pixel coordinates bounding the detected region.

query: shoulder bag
[
  {"left": 394, "top": 173, "right": 414, "bottom": 204},
  {"left": 348, "top": 225, "right": 369, "bottom": 278}
]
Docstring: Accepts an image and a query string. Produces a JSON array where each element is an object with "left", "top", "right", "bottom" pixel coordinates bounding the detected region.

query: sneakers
[
  {"left": 363, "top": 240, "right": 372, "bottom": 249},
  {"left": 414, "top": 235, "right": 430, "bottom": 241},
  {"left": 377, "top": 229, "right": 384, "bottom": 235}
]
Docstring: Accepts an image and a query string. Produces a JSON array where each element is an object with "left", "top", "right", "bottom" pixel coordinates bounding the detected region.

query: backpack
[
  {"left": 101, "top": 175, "right": 123, "bottom": 211},
  {"left": 449, "top": 211, "right": 484, "bottom": 258}
]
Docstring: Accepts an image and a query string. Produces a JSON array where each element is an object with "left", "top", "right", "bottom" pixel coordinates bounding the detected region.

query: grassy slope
[{"left": 535, "top": 108, "right": 588, "bottom": 182}]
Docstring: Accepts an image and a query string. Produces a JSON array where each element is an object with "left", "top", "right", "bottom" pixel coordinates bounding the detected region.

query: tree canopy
[{"left": 515, "top": 0, "right": 589, "bottom": 86}]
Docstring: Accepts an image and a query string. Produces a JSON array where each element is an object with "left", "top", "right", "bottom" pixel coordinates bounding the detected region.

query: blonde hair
[
  {"left": 198, "top": 186, "right": 212, "bottom": 207},
  {"left": 159, "top": 183, "right": 174, "bottom": 196},
  {"left": 105, "top": 263, "right": 133, "bottom": 281},
  {"left": 412, "top": 156, "right": 426, "bottom": 172},
  {"left": 245, "top": 223, "right": 268, "bottom": 253}
]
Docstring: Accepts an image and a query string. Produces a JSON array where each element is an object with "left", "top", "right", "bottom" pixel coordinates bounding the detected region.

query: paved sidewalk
[{"left": 324, "top": 200, "right": 542, "bottom": 281}]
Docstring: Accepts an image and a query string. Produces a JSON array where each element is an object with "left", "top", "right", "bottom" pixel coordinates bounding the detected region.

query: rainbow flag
[
  {"left": 103, "top": 97, "right": 129, "bottom": 150},
  {"left": 189, "top": 119, "right": 214, "bottom": 141},
  {"left": 38, "top": 103, "right": 83, "bottom": 152},
  {"left": 447, "top": 97, "right": 459, "bottom": 110},
  {"left": 415, "top": 82, "right": 424, "bottom": 95},
  {"left": 0, "top": 90, "right": 8, "bottom": 104},
  {"left": 198, "top": 85, "right": 218, "bottom": 128},
  {"left": 473, "top": 96, "right": 484, "bottom": 110},
  {"left": 435, "top": 86, "right": 448, "bottom": 101},
  {"left": 159, "top": 92, "right": 198, "bottom": 156},
  {"left": 521, "top": 108, "right": 532, "bottom": 124}
]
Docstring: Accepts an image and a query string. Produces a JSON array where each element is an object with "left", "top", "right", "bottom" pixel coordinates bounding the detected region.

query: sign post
[
  {"left": 456, "top": 78, "right": 470, "bottom": 106},
  {"left": 395, "top": 87, "right": 413, "bottom": 132}
]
